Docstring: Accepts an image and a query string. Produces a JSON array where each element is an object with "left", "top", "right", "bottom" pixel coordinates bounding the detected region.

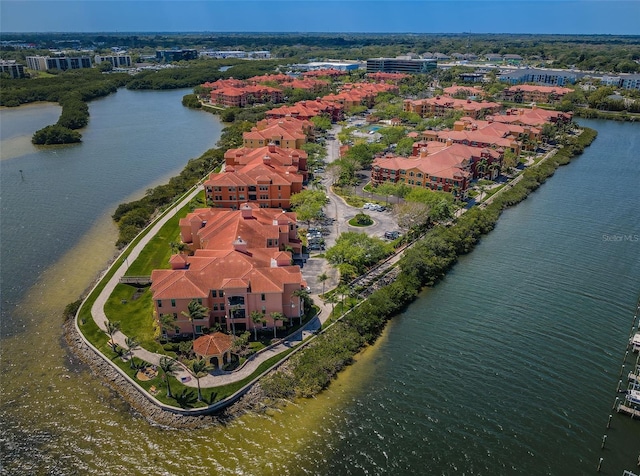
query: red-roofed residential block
[
  {"left": 372, "top": 143, "right": 504, "bottom": 200},
  {"left": 243, "top": 122, "right": 307, "bottom": 149},
  {"left": 503, "top": 85, "right": 572, "bottom": 104},
  {"left": 151, "top": 243, "right": 306, "bottom": 336},
  {"left": 404, "top": 96, "right": 502, "bottom": 119}
]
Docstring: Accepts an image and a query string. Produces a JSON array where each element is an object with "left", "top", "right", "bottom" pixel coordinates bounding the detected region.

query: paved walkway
[
  {"left": 91, "top": 134, "right": 551, "bottom": 390},
  {"left": 90, "top": 184, "right": 334, "bottom": 388}
]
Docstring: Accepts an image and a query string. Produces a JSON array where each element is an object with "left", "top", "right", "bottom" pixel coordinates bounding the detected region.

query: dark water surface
[{"left": 1, "top": 102, "right": 638, "bottom": 475}]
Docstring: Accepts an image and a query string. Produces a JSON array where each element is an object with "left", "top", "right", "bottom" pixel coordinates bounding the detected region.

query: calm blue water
[
  {"left": 0, "top": 88, "right": 222, "bottom": 337},
  {"left": 295, "top": 119, "right": 640, "bottom": 475}
]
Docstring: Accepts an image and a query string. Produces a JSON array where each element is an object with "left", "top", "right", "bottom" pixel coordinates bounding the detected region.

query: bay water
[{"left": 0, "top": 90, "right": 638, "bottom": 476}]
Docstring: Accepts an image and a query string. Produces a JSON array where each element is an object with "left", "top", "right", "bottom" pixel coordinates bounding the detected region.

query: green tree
[
  {"left": 250, "top": 310, "right": 266, "bottom": 341},
  {"left": 181, "top": 299, "right": 209, "bottom": 339},
  {"left": 159, "top": 313, "right": 177, "bottom": 340},
  {"left": 317, "top": 272, "right": 329, "bottom": 296},
  {"left": 310, "top": 114, "right": 332, "bottom": 131},
  {"left": 395, "top": 137, "right": 416, "bottom": 156},
  {"left": 105, "top": 319, "right": 121, "bottom": 352},
  {"left": 159, "top": 356, "right": 178, "bottom": 399},
  {"left": 377, "top": 126, "right": 406, "bottom": 146},
  {"left": 189, "top": 358, "right": 212, "bottom": 402},
  {"left": 124, "top": 336, "right": 139, "bottom": 368},
  {"left": 325, "top": 232, "right": 392, "bottom": 278},
  {"left": 270, "top": 311, "right": 284, "bottom": 338}
]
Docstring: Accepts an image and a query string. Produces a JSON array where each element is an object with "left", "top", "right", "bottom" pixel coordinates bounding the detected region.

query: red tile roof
[{"left": 194, "top": 332, "right": 234, "bottom": 357}]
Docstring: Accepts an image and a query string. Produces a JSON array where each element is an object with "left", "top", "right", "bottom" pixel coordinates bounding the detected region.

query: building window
[
  {"left": 157, "top": 300, "right": 162, "bottom": 308},
  {"left": 261, "top": 293, "right": 266, "bottom": 301},
  {"left": 197, "top": 298, "right": 202, "bottom": 304},
  {"left": 213, "top": 304, "right": 218, "bottom": 311},
  {"left": 220, "top": 304, "right": 225, "bottom": 311},
  {"left": 219, "top": 290, "right": 224, "bottom": 297},
  {"left": 170, "top": 299, "right": 176, "bottom": 307},
  {"left": 173, "top": 313, "right": 178, "bottom": 320},
  {"left": 195, "top": 325, "right": 202, "bottom": 334},
  {"left": 211, "top": 290, "right": 217, "bottom": 297}
]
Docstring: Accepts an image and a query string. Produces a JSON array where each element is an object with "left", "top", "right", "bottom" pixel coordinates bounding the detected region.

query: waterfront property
[
  {"left": 204, "top": 144, "right": 307, "bottom": 209},
  {"left": 151, "top": 239, "right": 305, "bottom": 336},
  {"left": 417, "top": 117, "right": 528, "bottom": 155},
  {"left": 210, "top": 84, "right": 284, "bottom": 108},
  {"left": 26, "top": 54, "right": 92, "bottom": 71},
  {"left": 243, "top": 121, "right": 308, "bottom": 149},
  {"left": 0, "top": 59, "right": 26, "bottom": 78},
  {"left": 488, "top": 106, "right": 573, "bottom": 127},
  {"left": 502, "top": 85, "right": 573, "bottom": 104},
  {"left": 371, "top": 142, "right": 503, "bottom": 199},
  {"left": 179, "top": 203, "right": 302, "bottom": 256}
]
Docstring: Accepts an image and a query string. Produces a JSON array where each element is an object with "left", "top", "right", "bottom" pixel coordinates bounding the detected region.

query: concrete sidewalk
[{"left": 90, "top": 184, "right": 328, "bottom": 388}]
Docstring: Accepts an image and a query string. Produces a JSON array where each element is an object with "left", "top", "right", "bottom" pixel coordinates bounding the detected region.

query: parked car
[{"left": 384, "top": 231, "right": 401, "bottom": 240}]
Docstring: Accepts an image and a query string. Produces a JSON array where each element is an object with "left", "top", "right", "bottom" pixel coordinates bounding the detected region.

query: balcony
[{"left": 228, "top": 296, "right": 245, "bottom": 306}]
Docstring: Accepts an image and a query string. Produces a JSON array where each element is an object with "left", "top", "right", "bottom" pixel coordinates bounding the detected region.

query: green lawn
[
  {"left": 125, "top": 194, "right": 205, "bottom": 276},
  {"left": 103, "top": 284, "right": 162, "bottom": 353}
]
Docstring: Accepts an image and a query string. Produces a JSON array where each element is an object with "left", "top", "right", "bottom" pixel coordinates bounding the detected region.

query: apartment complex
[
  {"left": 94, "top": 54, "right": 132, "bottom": 68},
  {"left": 366, "top": 57, "right": 437, "bottom": 74},
  {"left": 204, "top": 144, "right": 307, "bottom": 209},
  {"left": 404, "top": 96, "right": 502, "bottom": 119},
  {"left": 26, "top": 55, "right": 92, "bottom": 71},
  {"left": 0, "top": 60, "right": 25, "bottom": 78},
  {"left": 210, "top": 84, "right": 284, "bottom": 107},
  {"left": 502, "top": 85, "right": 572, "bottom": 103},
  {"left": 243, "top": 122, "right": 308, "bottom": 149},
  {"left": 371, "top": 142, "right": 503, "bottom": 199},
  {"left": 151, "top": 203, "right": 305, "bottom": 336},
  {"left": 156, "top": 49, "right": 198, "bottom": 62}
]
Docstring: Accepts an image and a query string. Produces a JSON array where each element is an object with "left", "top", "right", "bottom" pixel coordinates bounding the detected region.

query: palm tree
[
  {"left": 317, "top": 272, "right": 329, "bottom": 297},
  {"left": 169, "top": 241, "right": 187, "bottom": 255},
  {"left": 269, "top": 311, "right": 284, "bottom": 338},
  {"left": 476, "top": 158, "right": 488, "bottom": 179},
  {"left": 229, "top": 305, "right": 241, "bottom": 335},
  {"left": 159, "top": 313, "right": 176, "bottom": 340},
  {"left": 105, "top": 319, "right": 120, "bottom": 351},
  {"left": 189, "top": 358, "right": 212, "bottom": 402},
  {"left": 125, "top": 336, "right": 139, "bottom": 368},
  {"left": 324, "top": 293, "right": 338, "bottom": 315},
  {"left": 159, "top": 356, "right": 178, "bottom": 399},
  {"left": 488, "top": 162, "right": 500, "bottom": 180},
  {"left": 336, "top": 284, "right": 350, "bottom": 313},
  {"left": 292, "top": 288, "right": 309, "bottom": 325},
  {"left": 181, "top": 299, "right": 209, "bottom": 340},
  {"left": 250, "top": 310, "right": 266, "bottom": 341}
]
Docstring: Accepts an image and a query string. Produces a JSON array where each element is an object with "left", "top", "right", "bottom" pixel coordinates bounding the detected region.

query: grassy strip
[{"left": 103, "top": 343, "right": 297, "bottom": 408}]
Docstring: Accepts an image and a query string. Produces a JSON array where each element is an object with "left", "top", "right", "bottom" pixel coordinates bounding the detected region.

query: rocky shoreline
[{"left": 62, "top": 317, "right": 271, "bottom": 430}]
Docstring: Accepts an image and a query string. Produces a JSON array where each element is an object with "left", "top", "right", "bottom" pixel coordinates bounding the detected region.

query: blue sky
[{"left": 1, "top": 1, "right": 639, "bottom": 35}]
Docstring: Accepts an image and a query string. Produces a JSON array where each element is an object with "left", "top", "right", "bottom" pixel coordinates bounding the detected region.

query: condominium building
[
  {"left": 26, "top": 55, "right": 92, "bottom": 71},
  {"left": 366, "top": 57, "right": 437, "bottom": 74},
  {"left": 94, "top": 54, "right": 132, "bottom": 68},
  {"left": 156, "top": 49, "right": 198, "bottom": 62},
  {"left": 0, "top": 60, "right": 25, "bottom": 78}
]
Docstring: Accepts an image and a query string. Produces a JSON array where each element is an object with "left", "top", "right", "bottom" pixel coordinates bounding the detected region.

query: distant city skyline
[{"left": 2, "top": 1, "right": 639, "bottom": 35}]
